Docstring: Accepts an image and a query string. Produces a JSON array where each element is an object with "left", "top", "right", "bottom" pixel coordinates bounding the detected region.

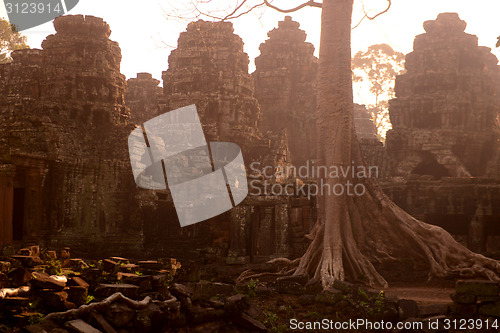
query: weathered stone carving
[
  {"left": 253, "top": 16, "right": 317, "bottom": 168},
  {"left": 125, "top": 73, "right": 162, "bottom": 125},
  {"left": 253, "top": 16, "right": 381, "bottom": 170},
  {"left": 385, "top": 12, "right": 500, "bottom": 178},
  {"left": 0, "top": 15, "right": 139, "bottom": 254}
]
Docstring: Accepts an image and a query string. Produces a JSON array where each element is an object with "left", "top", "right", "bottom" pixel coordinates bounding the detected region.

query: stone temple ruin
[
  {"left": 0, "top": 13, "right": 499, "bottom": 262},
  {"left": 383, "top": 13, "right": 500, "bottom": 253}
]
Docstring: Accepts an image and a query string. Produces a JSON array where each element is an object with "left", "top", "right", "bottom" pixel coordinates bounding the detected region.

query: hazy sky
[{"left": 1, "top": 0, "right": 499, "bottom": 106}]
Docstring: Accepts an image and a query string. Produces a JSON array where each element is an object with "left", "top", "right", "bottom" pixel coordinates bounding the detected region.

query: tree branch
[
  {"left": 224, "top": 1, "right": 267, "bottom": 20},
  {"left": 352, "top": 0, "right": 391, "bottom": 30},
  {"left": 263, "top": 0, "right": 322, "bottom": 13}
]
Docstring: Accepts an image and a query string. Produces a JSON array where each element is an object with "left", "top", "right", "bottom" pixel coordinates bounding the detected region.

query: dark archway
[{"left": 412, "top": 157, "right": 449, "bottom": 179}]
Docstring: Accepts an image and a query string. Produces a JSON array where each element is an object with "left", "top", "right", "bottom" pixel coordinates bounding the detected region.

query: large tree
[
  {"left": 172, "top": 0, "right": 500, "bottom": 288},
  {"left": 352, "top": 43, "right": 404, "bottom": 139},
  {"left": 0, "top": 18, "right": 28, "bottom": 63}
]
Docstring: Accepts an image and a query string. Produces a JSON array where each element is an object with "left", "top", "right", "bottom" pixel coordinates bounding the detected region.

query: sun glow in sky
[{"left": 1, "top": 0, "right": 499, "bottom": 106}]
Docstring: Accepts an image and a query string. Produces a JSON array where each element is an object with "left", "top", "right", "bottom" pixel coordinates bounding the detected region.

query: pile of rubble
[{"left": 0, "top": 246, "right": 267, "bottom": 332}]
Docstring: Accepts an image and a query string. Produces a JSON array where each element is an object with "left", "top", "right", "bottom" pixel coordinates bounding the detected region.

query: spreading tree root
[
  {"left": 237, "top": 178, "right": 500, "bottom": 289},
  {"left": 43, "top": 292, "right": 176, "bottom": 322},
  {"left": 236, "top": 258, "right": 300, "bottom": 286}
]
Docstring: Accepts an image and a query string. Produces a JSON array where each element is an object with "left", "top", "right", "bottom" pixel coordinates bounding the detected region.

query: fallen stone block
[
  {"left": 90, "top": 312, "right": 117, "bottom": 333},
  {"left": 101, "top": 259, "right": 119, "bottom": 274},
  {"left": 30, "top": 272, "right": 66, "bottom": 291},
  {"left": 151, "top": 274, "right": 167, "bottom": 289},
  {"left": 245, "top": 303, "right": 262, "bottom": 319},
  {"left": 116, "top": 272, "right": 152, "bottom": 291},
  {"left": 69, "top": 259, "right": 88, "bottom": 272},
  {"left": 25, "top": 323, "right": 50, "bottom": 333},
  {"left": 417, "top": 302, "right": 451, "bottom": 317},
  {"left": 109, "top": 257, "right": 129, "bottom": 265},
  {"left": 169, "top": 283, "right": 193, "bottom": 299},
  {"left": 94, "top": 284, "right": 139, "bottom": 299},
  {"left": 398, "top": 299, "right": 418, "bottom": 319},
  {"left": 19, "top": 246, "right": 40, "bottom": 257},
  {"left": 9, "top": 255, "right": 43, "bottom": 267},
  {"left": 137, "top": 261, "right": 163, "bottom": 271},
  {"left": 224, "top": 294, "right": 249, "bottom": 317},
  {"left": 33, "top": 290, "right": 69, "bottom": 312},
  {"left": 69, "top": 277, "right": 90, "bottom": 289},
  {"left": 68, "top": 286, "right": 88, "bottom": 306},
  {"left": 66, "top": 319, "right": 101, "bottom": 333},
  {"left": 235, "top": 313, "right": 267, "bottom": 332},
  {"left": 456, "top": 280, "right": 499, "bottom": 296}
]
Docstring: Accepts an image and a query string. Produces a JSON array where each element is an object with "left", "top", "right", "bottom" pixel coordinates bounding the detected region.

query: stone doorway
[{"left": 249, "top": 206, "right": 277, "bottom": 262}]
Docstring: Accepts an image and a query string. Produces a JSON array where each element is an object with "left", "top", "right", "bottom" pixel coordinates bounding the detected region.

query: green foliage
[
  {"left": 352, "top": 43, "right": 405, "bottom": 138},
  {"left": 235, "top": 278, "right": 259, "bottom": 298},
  {"left": 86, "top": 295, "right": 95, "bottom": 304},
  {"left": 27, "top": 313, "right": 44, "bottom": 325},
  {"left": 0, "top": 18, "right": 28, "bottom": 63},
  {"left": 343, "top": 287, "right": 388, "bottom": 319},
  {"left": 262, "top": 311, "right": 288, "bottom": 333},
  {"left": 45, "top": 259, "right": 62, "bottom": 276},
  {"left": 246, "top": 278, "right": 258, "bottom": 297}
]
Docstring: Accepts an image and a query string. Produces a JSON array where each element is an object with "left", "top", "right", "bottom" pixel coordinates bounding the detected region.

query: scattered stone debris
[
  {"left": 0, "top": 245, "right": 268, "bottom": 332},
  {"left": 3, "top": 246, "right": 500, "bottom": 331}
]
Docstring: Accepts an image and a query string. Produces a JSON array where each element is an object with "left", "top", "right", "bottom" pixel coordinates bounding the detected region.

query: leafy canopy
[
  {"left": 0, "top": 18, "right": 29, "bottom": 63},
  {"left": 352, "top": 43, "right": 405, "bottom": 139}
]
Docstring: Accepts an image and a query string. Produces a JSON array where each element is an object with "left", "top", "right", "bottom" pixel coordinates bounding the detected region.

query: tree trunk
[{"left": 292, "top": 0, "right": 500, "bottom": 288}]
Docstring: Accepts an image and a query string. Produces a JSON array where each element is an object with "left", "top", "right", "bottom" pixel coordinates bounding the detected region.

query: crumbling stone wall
[
  {"left": 0, "top": 15, "right": 140, "bottom": 255},
  {"left": 125, "top": 72, "right": 162, "bottom": 125},
  {"left": 136, "top": 20, "right": 296, "bottom": 262},
  {"left": 385, "top": 12, "right": 500, "bottom": 179},
  {"left": 253, "top": 16, "right": 318, "bottom": 169},
  {"left": 162, "top": 20, "right": 261, "bottom": 152},
  {"left": 380, "top": 13, "right": 500, "bottom": 255},
  {"left": 253, "top": 16, "right": 382, "bottom": 171}
]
